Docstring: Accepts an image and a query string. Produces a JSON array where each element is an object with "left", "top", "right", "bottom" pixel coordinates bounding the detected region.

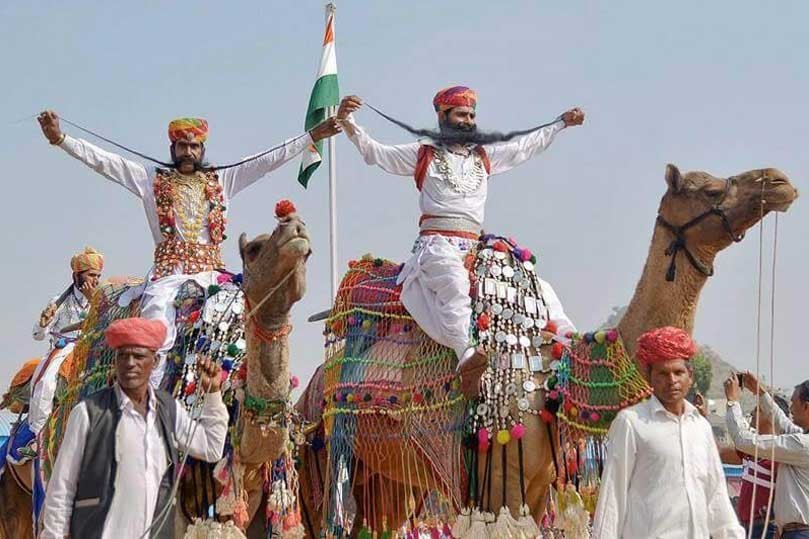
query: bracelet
[{"left": 50, "top": 133, "right": 66, "bottom": 146}]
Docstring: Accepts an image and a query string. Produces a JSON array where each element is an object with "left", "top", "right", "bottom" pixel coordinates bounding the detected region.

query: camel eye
[
  {"left": 246, "top": 244, "right": 262, "bottom": 259},
  {"left": 704, "top": 187, "right": 725, "bottom": 198}
]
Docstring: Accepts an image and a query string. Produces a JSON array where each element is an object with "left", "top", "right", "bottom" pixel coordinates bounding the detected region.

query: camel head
[
  {"left": 659, "top": 164, "right": 798, "bottom": 258},
  {"left": 238, "top": 202, "right": 310, "bottom": 324}
]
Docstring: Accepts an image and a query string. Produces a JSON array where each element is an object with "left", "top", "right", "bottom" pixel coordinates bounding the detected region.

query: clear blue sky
[{"left": 0, "top": 1, "right": 806, "bottom": 391}]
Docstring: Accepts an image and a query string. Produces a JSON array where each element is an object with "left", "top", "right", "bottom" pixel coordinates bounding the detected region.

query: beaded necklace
[{"left": 432, "top": 147, "right": 486, "bottom": 194}]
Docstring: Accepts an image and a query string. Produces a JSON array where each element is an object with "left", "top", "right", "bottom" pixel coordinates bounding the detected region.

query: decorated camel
[
  {"left": 296, "top": 164, "right": 798, "bottom": 537},
  {"left": 0, "top": 204, "right": 312, "bottom": 538}
]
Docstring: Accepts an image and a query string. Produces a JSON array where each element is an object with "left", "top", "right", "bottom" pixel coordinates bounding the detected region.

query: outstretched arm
[
  {"left": 222, "top": 117, "right": 342, "bottom": 199},
  {"left": 39, "top": 110, "right": 150, "bottom": 197},
  {"left": 485, "top": 108, "right": 584, "bottom": 176},
  {"left": 336, "top": 95, "right": 419, "bottom": 176}
]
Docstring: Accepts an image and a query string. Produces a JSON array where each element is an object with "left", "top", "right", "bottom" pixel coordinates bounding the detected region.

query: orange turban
[
  {"left": 433, "top": 86, "right": 477, "bottom": 113},
  {"left": 105, "top": 318, "right": 167, "bottom": 351},
  {"left": 9, "top": 358, "right": 40, "bottom": 388},
  {"left": 70, "top": 247, "right": 104, "bottom": 273},
  {"left": 636, "top": 326, "right": 696, "bottom": 366},
  {"left": 168, "top": 118, "right": 209, "bottom": 143}
]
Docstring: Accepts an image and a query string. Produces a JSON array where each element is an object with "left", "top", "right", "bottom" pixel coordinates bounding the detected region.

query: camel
[
  {"left": 0, "top": 209, "right": 312, "bottom": 539},
  {"left": 297, "top": 164, "right": 798, "bottom": 535}
]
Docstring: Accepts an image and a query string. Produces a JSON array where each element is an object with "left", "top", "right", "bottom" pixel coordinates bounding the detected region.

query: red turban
[
  {"left": 433, "top": 86, "right": 477, "bottom": 113},
  {"left": 636, "top": 326, "right": 696, "bottom": 366},
  {"left": 105, "top": 318, "right": 167, "bottom": 351},
  {"left": 168, "top": 118, "right": 209, "bottom": 143}
]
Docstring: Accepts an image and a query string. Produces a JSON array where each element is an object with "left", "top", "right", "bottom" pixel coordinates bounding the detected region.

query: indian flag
[{"left": 297, "top": 8, "right": 339, "bottom": 188}]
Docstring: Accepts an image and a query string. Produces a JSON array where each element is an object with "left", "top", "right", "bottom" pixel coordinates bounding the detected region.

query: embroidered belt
[
  {"left": 153, "top": 239, "right": 224, "bottom": 280},
  {"left": 419, "top": 215, "right": 481, "bottom": 240}
]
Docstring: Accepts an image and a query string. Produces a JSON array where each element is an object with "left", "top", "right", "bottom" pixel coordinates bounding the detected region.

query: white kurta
[
  {"left": 344, "top": 114, "right": 572, "bottom": 359},
  {"left": 58, "top": 133, "right": 312, "bottom": 385},
  {"left": 40, "top": 385, "right": 229, "bottom": 539},
  {"left": 592, "top": 396, "right": 744, "bottom": 539},
  {"left": 29, "top": 287, "right": 89, "bottom": 433},
  {"left": 727, "top": 392, "right": 809, "bottom": 528}
]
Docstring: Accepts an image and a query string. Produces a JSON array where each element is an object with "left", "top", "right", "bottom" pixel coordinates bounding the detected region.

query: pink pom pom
[
  {"left": 290, "top": 375, "right": 300, "bottom": 389},
  {"left": 217, "top": 273, "right": 234, "bottom": 285},
  {"left": 510, "top": 423, "right": 526, "bottom": 440},
  {"left": 520, "top": 249, "right": 533, "bottom": 262},
  {"left": 477, "top": 427, "right": 490, "bottom": 444},
  {"left": 590, "top": 412, "right": 601, "bottom": 422}
]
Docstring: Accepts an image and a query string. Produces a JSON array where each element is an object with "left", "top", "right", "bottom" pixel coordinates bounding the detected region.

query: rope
[
  {"left": 759, "top": 212, "right": 780, "bottom": 538},
  {"left": 746, "top": 182, "right": 765, "bottom": 538}
]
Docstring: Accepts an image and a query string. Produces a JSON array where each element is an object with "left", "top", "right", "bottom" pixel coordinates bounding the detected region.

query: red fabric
[
  {"left": 433, "top": 86, "right": 477, "bottom": 112},
  {"left": 414, "top": 145, "right": 491, "bottom": 190},
  {"left": 736, "top": 456, "right": 776, "bottom": 523},
  {"left": 635, "top": 326, "right": 696, "bottom": 366},
  {"left": 105, "top": 318, "right": 167, "bottom": 351}
]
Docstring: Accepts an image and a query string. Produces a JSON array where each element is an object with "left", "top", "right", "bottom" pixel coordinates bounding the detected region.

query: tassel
[
  {"left": 517, "top": 504, "right": 540, "bottom": 538},
  {"left": 233, "top": 494, "right": 249, "bottom": 530},
  {"left": 451, "top": 507, "right": 472, "bottom": 538},
  {"left": 491, "top": 507, "right": 523, "bottom": 539},
  {"left": 465, "top": 509, "right": 489, "bottom": 539},
  {"left": 483, "top": 510, "right": 497, "bottom": 538}
]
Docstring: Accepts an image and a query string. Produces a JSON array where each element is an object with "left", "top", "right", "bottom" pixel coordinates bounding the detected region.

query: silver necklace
[{"left": 433, "top": 147, "right": 486, "bottom": 194}]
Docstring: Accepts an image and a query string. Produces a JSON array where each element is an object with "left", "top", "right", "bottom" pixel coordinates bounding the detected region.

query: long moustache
[{"left": 364, "top": 103, "right": 562, "bottom": 145}]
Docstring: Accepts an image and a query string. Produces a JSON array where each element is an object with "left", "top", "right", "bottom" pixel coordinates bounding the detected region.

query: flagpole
[{"left": 327, "top": 2, "right": 338, "bottom": 300}]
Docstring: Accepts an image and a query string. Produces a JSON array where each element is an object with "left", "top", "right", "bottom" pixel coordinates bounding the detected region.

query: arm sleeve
[
  {"left": 485, "top": 120, "right": 566, "bottom": 175},
  {"left": 342, "top": 114, "right": 419, "bottom": 176},
  {"left": 174, "top": 391, "right": 229, "bottom": 462},
  {"left": 39, "top": 403, "right": 89, "bottom": 539},
  {"left": 760, "top": 391, "right": 804, "bottom": 434},
  {"left": 58, "top": 136, "right": 150, "bottom": 198},
  {"left": 727, "top": 401, "right": 809, "bottom": 466},
  {"left": 591, "top": 413, "right": 636, "bottom": 538},
  {"left": 221, "top": 133, "right": 315, "bottom": 199}
]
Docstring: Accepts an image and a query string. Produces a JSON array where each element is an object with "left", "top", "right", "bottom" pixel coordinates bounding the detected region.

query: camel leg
[{"left": 0, "top": 463, "right": 34, "bottom": 539}]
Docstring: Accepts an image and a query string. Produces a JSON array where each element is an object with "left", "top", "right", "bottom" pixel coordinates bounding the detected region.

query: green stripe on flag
[{"left": 298, "top": 74, "right": 339, "bottom": 188}]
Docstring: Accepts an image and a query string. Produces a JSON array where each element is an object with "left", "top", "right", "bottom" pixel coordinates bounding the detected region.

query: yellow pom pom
[
  {"left": 496, "top": 429, "right": 511, "bottom": 445},
  {"left": 594, "top": 331, "right": 606, "bottom": 344}
]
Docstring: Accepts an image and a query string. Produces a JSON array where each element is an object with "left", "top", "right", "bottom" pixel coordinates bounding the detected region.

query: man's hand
[
  {"left": 561, "top": 107, "right": 585, "bottom": 127},
  {"left": 337, "top": 95, "right": 363, "bottom": 120},
  {"left": 39, "top": 303, "right": 58, "bottom": 328},
  {"left": 741, "top": 371, "right": 766, "bottom": 395},
  {"left": 309, "top": 117, "right": 343, "bottom": 142},
  {"left": 694, "top": 392, "right": 709, "bottom": 417},
  {"left": 78, "top": 280, "right": 96, "bottom": 301},
  {"left": 724, "top": 374, "right": 742, "bottom": 402},
  {"left": 38, "top": 110, "right": 64, "bottom": 144},
  {"left": 197, "top": 357, "right": 223, "bottom": 393}
]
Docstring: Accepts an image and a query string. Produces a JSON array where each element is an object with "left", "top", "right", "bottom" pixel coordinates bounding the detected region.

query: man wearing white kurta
[
  {"left": 592, "top": 327, "right": 743, "bottom": 539},
  {"left": 38, "top": 111, "right": 341, "bottom": 386},
  {"left": 336, "top": 87, "right": 583, "bottom": 365},
  {"left": 40, "top": 317, "right": 228, "bottom": 539},
  {"left": 29, "top": 246, "right": 103, "bottom": 434}
]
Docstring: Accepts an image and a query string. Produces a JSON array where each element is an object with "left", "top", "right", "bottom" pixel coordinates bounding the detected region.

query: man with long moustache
[
  {"left": 38, "top": 111, "right": 341, "bottom": 386},
  {"left": 336, "top": 87, "right": 583, "bottom": 374}
]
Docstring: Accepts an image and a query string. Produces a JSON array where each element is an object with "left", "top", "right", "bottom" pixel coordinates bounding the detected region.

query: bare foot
[{"left": 458, "top": 347, "right": 489, "bottom": 399}]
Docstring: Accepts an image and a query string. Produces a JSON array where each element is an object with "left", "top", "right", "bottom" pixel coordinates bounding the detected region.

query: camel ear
[
  {"left": 238, "top": 232, "right": 248, "bottom": 262},
  {"left": 665, "top": 164, "right": 684, "bottom": 194}
]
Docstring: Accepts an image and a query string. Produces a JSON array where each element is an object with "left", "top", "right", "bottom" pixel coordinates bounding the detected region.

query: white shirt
[
  {"left": 592, "top": 395, "right": 744, "bottom": 539},
  {"left": 40, "top": 385, "right": 229, "bottom": 539},
  {"left": 343, "top": 114, "right": 565, "bottom": 227},
  {"left": 32, "top": 287, "right": 89, "bottom": 344},
  {"left": 727, "top": 392, "right": 809, "bottom": 528},
  {"left": 58, "top": 133, "right": 313, "bottom": 248}
]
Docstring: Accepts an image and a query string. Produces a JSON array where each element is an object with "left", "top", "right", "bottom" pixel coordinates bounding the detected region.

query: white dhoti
[
  {"left": 138, "top": 270, "right": 221, "bottom": 387},
  {"left": 28, "top": 343, "right": 75, "bottom": 434},
  {"left": 397, "top": 235, "right": 477, "bottom": 361}
]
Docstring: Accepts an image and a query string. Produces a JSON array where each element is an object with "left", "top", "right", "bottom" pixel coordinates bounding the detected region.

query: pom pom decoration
[{"left": 275, "top": 199, "right": 297, "bottom": 219}]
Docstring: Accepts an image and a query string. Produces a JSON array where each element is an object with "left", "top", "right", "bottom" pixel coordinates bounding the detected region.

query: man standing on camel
[
  {"left": 335, "top": 87, "right": 583, "bottom": 370},
  {"left": 38, "top": 111, "right": 341, "bottom": 386}
]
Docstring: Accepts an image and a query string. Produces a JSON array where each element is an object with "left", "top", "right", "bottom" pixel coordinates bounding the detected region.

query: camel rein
[{"left": 655, "top": 177, "right": 746, "bottom": 281}]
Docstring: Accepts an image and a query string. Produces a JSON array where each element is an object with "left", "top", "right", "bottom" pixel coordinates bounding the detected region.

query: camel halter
[{"left": 655, "top": 177, "right": 745, "bottom": 281}]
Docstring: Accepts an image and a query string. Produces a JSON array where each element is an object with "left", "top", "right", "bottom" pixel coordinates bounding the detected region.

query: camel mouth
[
  {"left": 765, "top": 183, "right": 799, "bottom": 212},
  {"left": 279, "top": 236, "right": 311, "bottom": 258}
]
